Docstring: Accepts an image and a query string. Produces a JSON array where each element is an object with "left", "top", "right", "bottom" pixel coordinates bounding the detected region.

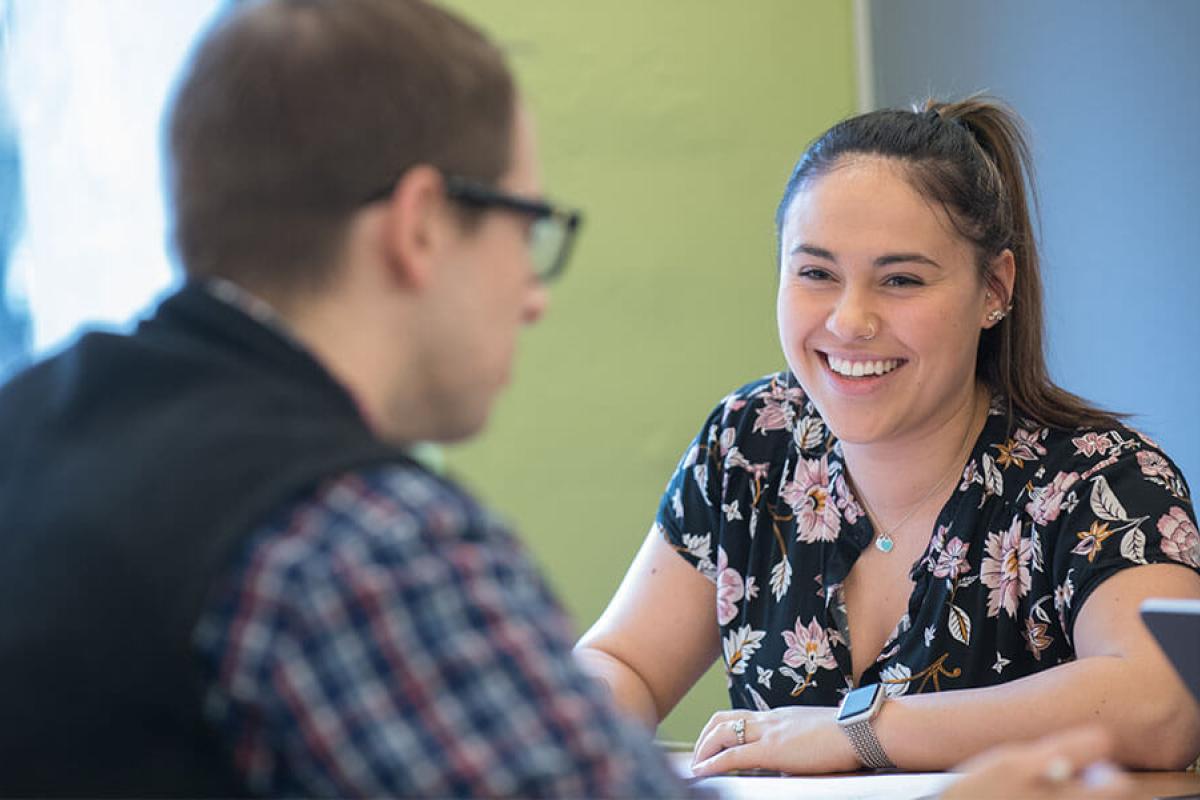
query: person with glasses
[{"left": 0, "top": 0, "right": 673, "bottom": 796}]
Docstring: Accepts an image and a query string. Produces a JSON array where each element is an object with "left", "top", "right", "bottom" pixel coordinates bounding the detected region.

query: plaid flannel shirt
[{"left": 193, "top": 464, "right": 693, "bottom": 797}]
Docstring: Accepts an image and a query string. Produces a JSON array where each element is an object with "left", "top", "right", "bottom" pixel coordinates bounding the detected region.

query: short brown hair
[{"left": 166, "top": 0, "right": 515, "bottom": 298}]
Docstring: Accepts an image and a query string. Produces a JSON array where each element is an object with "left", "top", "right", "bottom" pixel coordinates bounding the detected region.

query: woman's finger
[
  {"left": 691, "top": 737, "right": 762, "bottom": 777},
  {"left": 691, "top": 716, "right": 751, "bottom": 765}
]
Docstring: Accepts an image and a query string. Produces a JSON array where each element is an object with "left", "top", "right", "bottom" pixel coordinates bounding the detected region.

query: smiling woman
[{"left": 574, "top": 96, "right": 1200, "bottom": 776}]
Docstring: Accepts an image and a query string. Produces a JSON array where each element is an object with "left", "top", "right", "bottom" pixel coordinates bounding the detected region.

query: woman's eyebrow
[
  {"left": 875, "top": 252, "right": 942, "bottom": 269},
  {"left": 787, "top": 244, "right": 943, "bottom": 270},
  {"left": 788, "top": 243, "right": 837, "bottom": 261}
]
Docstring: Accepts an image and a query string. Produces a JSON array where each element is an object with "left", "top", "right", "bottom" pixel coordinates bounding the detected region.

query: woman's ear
[{"left": 983, "top": 248, "right": 1016, "bottom": 328}]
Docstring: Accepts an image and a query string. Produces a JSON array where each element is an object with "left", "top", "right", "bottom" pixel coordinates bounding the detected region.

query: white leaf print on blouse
[
  {"left": 769, "top": 558, "right": 792, "bottom": 601},
  {"left": 948, "top": 603, "right": 972, "bottom": 645},
  {"left": 1120, "top": 527, "right": 1149, "bottom": 565},
  {"left": 746, "top": 684, "right": 772, "bottom": 712},
  {"left": 879, "top": 663, "right": 911, "bottom": 697},
  {"left": 723, "top": 625, "right": 766, "bottom": 676},
  {"left": 1089, "top": 475, "right": 1129, "bottom": 522},
  {"left": 981, "top": 453, "right": 1004, "bottom": 504},
  {"left": 681, "top": 532, "right": 716, "bottom": 579},
  {"left": 794, "top": 415, "right": 826, "bottom": 452},
  {"left": 693, "top": 464, "right": 711, "bottom": 507}
]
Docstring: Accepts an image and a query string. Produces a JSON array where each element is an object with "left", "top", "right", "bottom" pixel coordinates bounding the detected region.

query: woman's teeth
[{"left": 827, "top": 356, "right": 900, "bottom": 377}]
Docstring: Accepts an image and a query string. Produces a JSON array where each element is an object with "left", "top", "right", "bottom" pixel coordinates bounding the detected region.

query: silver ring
[
  {"left": 861, "top": 323, "right": 877, "bottom": 341},
  {"left": 733, "top": 717, "right": 746, "bottom": 746}
]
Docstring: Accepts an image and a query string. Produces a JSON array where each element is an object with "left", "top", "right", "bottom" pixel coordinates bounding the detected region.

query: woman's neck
[{"left": 840, "top": 384, "right": 989, "bottom": 521}]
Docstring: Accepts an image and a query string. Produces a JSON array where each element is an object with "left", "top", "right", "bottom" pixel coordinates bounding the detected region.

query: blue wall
[{"left": 870, "top": 0, "right": 1200, "bottom": 483}]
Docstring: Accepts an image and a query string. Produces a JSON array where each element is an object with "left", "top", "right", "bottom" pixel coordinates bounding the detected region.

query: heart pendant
[{"left": 874, "top": 534, "right": 894, "bottom": 554}]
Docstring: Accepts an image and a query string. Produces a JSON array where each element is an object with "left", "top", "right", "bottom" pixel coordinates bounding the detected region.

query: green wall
[{"left": 441, "top": 1, "right": 859, "bottom": 741}]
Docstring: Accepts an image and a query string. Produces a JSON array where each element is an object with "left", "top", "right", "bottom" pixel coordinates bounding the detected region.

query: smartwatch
[{"left": 836, "top": 684, "right": 895, "bottom": 769}]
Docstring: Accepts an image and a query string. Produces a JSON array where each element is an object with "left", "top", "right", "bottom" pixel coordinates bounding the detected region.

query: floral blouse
[{"left": 656, "top": 372, "right": 1199, "bottom": 709}]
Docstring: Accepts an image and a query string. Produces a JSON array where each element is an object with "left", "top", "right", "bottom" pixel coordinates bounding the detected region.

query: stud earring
[{"left": 987, "top": 309, "right": 1005, "bottom": 323}]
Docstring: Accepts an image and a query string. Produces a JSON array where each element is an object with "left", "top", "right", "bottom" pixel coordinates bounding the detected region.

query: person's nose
[{"left": 824, "top": 285, "right": 879, "bottom": 342}]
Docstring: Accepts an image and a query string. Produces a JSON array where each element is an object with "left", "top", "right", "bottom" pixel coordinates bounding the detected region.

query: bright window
[{"left": 1, "top": 0, "right": 224, "bottom": 377}]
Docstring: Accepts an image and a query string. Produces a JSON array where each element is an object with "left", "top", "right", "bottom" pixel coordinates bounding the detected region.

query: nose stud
[{"left": 860, "top": 322, "right": 877, "bottom": 341}]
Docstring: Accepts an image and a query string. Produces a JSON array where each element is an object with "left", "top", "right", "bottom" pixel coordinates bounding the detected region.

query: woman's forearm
[{"left": 879, "top": 655, "right": 1200, "bottom": 770}]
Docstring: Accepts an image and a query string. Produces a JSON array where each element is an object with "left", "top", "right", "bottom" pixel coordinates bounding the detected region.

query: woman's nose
[{"left": 824, "top": 289, "right": 879, "bottom": 342}]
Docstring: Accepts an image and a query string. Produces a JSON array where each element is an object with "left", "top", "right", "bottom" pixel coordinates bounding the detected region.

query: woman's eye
[
  {"left": 796, "top": 267, "right": 833, "bottom": 281},
  {"left": 883, "top": 274, "right": 923, "bottom": 287}
]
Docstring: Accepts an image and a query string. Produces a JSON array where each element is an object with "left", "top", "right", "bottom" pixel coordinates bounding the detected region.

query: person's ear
[
  {"left": 983, "top": 248, "right": 1016, "bottom": 328},
  {"left": 378, "top": 165, "right": 452, "bottom": 290}
]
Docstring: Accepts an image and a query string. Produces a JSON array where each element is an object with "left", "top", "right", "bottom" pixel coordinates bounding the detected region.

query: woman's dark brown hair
[
  {"left": 775, "top": 96, "right": 1119, "bottom": 431},
  {"left": 166, "top": 0, "right": 515, "bottom": 300}
]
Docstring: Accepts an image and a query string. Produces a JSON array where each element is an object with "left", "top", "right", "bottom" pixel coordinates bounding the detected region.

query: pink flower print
[
  {"left": 980, "top": 517, "right": 1033, "bottom": 618},
  {"left": 933, "top": 536, "right": 970, "bottom": 579},
  {"left": 1158, "top": 506, "right": 1200, "bottom": 568},
  {"left": 1137, "top": 450, "right": 1175, "bottom": 482},
  {"left": 720, "top": 396, "right": 747, "bottom": 425},
  {"left": 1012, "top": 427, "right": 1048, "bottom": 460},
  {"left": 1071, "top": 432, "right": 1112, "bottom": 458},
  {"left": 753, "top": 398, "right": 792, "bottom": 435},
  {"left": 1025, "top": 471, "right": 1080, "bottom": 526},
  {"left": 959, "top": 460, "right": 981, "bottom": 492},
  {"left": 833, "top": 473, "right": 863, "bottom": 525},
  {"left": 715, "top": 547, "right": 746, "bottom": 625},
  {"left": 780, "top": 456, "right": 842, "bottom": 543},
  {"left": 766, "top": 379, "right": 808, "bottom": 406},
  {"left": 781, "top": 617, "right": 838, "bottom": 674}
]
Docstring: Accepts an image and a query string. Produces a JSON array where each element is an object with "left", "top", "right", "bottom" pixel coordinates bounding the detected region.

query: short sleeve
[
  {"left": 653, "top": 398, "right": 730, "bottom": 582},
  {"left": 1047, "top": 443, "right": 1198, "bottom": 636}
]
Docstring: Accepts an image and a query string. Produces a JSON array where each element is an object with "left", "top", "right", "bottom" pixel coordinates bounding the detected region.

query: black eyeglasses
[{"left": 365, "top": 174, "right": 583, "bottom": 283}]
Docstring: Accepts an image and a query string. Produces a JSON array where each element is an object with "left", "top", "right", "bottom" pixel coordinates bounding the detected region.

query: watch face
[{"left": 838, "top": 685, "right": 882, "bottom": 722}]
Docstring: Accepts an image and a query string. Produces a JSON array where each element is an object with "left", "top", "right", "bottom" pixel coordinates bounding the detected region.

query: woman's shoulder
[
  {"left": 1025, "top": 414, "right": 1187, "bottom": 489},
  {"left": 994, "top": 408, "right": 1192, "bottom": 531}
]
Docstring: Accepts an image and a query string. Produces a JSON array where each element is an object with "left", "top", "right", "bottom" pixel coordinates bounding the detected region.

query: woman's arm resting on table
[
  {"left": 692, "top": 563, "right": 1200, "bottom": 775},
  {"left": 574, "top": 530, "right": 721, "bottom": 728}
]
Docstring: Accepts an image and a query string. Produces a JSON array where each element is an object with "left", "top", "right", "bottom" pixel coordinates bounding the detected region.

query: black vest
[{"left": 0, "top": 284, "right": 415, "bottom": 797}]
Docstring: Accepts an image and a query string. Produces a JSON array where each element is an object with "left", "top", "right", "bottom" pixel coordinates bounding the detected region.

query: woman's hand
[{"left": 690, "top": 706, "right": 860, "bottom": 776}]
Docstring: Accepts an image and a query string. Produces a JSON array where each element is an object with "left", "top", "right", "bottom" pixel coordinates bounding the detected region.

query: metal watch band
[{"left": 843, "top": 718, "right": 895, "bottom": 770}]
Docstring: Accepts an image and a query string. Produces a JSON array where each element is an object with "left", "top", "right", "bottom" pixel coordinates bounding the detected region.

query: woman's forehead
[{"left": 781, "top": 156, "right": 971, "bottom": 257}]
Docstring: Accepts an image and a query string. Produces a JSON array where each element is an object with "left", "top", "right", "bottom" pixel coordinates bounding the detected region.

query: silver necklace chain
[{"left": 853, "top": 409, "right": 980, "bottom": 555}]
